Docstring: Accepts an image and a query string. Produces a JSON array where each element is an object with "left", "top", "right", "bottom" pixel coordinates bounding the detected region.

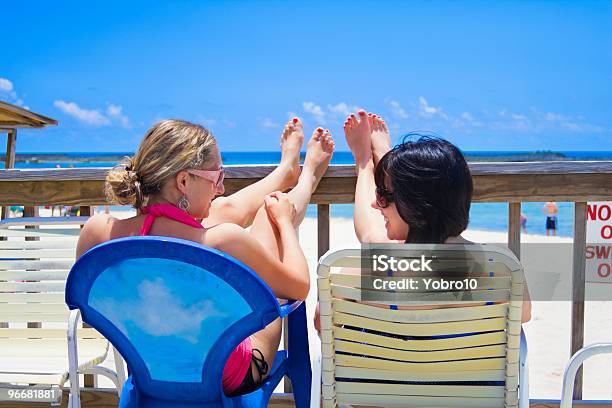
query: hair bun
[{"left": 104, "top": 157, "right": 144, "bottom": 208}]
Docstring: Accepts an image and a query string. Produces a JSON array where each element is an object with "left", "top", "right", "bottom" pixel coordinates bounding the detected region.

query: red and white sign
[{"left": 586, "top": 202, "right": 612, "bottom": 282}]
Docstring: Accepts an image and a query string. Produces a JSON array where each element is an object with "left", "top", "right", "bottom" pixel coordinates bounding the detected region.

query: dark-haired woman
[{"left": 340, "top": 110, "right": 531, "bottom": 322}]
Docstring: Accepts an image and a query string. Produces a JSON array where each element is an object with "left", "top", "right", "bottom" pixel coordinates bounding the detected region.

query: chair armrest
[
  {"left": 279, "top": 300, "right": 302, "bottom": 318},
  {"left": 519, "top": 329, "right": 529, "bottom": 408},
  {"left": 560, "top": 343, "right": 612, "bottom": 408}
]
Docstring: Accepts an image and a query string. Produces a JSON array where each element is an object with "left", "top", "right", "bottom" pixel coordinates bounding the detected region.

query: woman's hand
[{"left": 264, "top": 191, "right": 296, "bottom": 228}]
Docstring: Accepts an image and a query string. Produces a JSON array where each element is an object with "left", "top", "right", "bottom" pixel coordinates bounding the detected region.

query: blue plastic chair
[{"left": 65, "top": 236, "right": 311, "bottom": 408}]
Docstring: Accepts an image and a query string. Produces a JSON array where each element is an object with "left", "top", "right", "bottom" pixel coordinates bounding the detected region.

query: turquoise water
[
  {"left": 15, "top": 150, "right": 600, "bottom": 237},
  {"left": 304, "top": 202, "right": 575, "bottom": 237}
]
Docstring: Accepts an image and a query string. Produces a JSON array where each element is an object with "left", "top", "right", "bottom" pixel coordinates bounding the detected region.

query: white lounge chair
[
  {"left": 560, "top": 343, "right": 612, "bottom": 408},
  {"left": 317, "top": 243, "right": 529, "bottom": 408},
  {"left": 0, "top": 217, "right": 125, "bottom": 406}
]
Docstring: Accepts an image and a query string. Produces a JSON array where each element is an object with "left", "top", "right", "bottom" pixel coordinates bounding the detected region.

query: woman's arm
[
  {"left": 209, "top": 222, "right": 310, "bottom": 301},
  {"left": 354, "top": 159, "right": 391, "bottom": 243},
  {"left": 521, "top": 283, "right": 532, "bottom": 323}
]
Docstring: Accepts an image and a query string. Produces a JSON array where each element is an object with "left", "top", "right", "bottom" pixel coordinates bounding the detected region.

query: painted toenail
[{"left": 293, "top": 118, "right": 299, "bottom": 123}]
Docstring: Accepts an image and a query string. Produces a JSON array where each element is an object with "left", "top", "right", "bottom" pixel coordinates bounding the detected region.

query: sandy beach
[{"left": 58, "top": 208, "right": 612, "bottom": 400}]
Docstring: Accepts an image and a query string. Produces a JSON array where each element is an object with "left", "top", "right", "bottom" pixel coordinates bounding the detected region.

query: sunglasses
[
  {"left": 375, "top": 187, "right": 395, "bottom": 208},
  {"left": 187, "top": 167, "right": 225, "bottom": 188}
]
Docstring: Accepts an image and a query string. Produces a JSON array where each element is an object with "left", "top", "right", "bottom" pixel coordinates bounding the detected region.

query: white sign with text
[{"left": 586, "top": 201, "right": 612, "bottom": 283}]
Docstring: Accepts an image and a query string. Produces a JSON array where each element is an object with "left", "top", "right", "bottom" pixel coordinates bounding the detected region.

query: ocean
[{"left": 12, "top": 151, "right": 612, "bottom": 237}]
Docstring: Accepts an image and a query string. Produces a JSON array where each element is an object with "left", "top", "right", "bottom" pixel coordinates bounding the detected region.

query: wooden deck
[
  {"left": 2, "top": 161, "right": 612, "bottom": 405},
  {"left": 2, "top": 391, "right": 612, "bottom": 408}
]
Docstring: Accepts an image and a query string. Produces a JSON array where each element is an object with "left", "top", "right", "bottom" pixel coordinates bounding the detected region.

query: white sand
[{"left": 64, "top": 208, "right": 612, "bottom": 400}]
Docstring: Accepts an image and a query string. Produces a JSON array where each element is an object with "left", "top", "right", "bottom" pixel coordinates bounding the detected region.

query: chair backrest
[
  {"left": 317, "top": 243, "right": 524, "bottom": 408},
  {"left": 0, "top": 217, "right": 104, "bottom": 338},
  {"left": 65, "top": 236, "right": 283, "bottom": 403}
]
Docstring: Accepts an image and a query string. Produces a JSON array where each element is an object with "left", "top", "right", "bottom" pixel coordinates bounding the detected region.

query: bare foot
[
  {"left": 279, "top": 117, "right": 304, "bottom": 188},
  {"left": 343, "top": 110, "right": 372, "bottom": 166},
  {"left": 302, "top": 127, "right": 334, "bottom": 190},
  {"left": 370, "top": 114, "right": 391, "bottom": 165}
]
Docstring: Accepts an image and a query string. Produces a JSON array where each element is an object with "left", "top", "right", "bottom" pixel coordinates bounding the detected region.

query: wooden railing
[{"left": 2, "top": 161, "right": 612, "bottom": 401}]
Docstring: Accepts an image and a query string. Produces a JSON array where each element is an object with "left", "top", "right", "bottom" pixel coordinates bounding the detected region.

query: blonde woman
[{"left": 77, "top": 118, "right": 334, "bottom": 395}]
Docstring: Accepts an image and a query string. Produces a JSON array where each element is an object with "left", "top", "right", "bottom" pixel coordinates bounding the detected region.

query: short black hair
[{"left": 374, "top": 135, "right": 473, "bottom": 243}]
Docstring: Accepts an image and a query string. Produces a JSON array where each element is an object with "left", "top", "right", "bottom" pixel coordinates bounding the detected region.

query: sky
[{"left": 1, "top": 1, "right": 611, "bottom": 152}]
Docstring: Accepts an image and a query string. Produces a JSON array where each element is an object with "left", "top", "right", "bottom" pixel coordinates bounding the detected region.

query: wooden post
[
  {"left": 508, "top": 202, "right": 521, "bottom": 258},
  {"left": 1, "top": 129, "right": 17, "bottom": 220},
  {"left": 318, "top": 204, "right": 330, "bottom": 259},
  {"left": 80, "top": 206, "right": 92, "bottom": 216},
  {"left": 571, "top": 202, "right": 587, "bottom": 400}
]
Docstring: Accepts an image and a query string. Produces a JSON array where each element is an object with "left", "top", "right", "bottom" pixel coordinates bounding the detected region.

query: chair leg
[{"left": 68, "top": 310, "right": 81, "bottom": 408}]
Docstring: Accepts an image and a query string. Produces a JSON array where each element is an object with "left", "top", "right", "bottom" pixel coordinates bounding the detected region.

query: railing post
[
  {"left": 571, "top": 202, "right": 587, "bottom": 400},
  {"left": 318, "top": 204, "right": 330, "bottom": 259},
  {"left": 508, "top": 202, "right": 521, "bottom": 258},
  {"left": 1, "top": 129, "right": 17, "bottom": 220}
]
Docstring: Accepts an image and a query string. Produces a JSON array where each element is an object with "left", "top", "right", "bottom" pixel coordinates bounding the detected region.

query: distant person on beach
[
  {"left": 315, "top": 110, "right": 531, "bottom": 330},
  {"left": 521, "top": 213, "right": 527, "bottom": 233},
  {"left": 77, "top": 118, "right": 334, "bottom": 396},
  {"left": 542, "top": 201, "right": 558, "bottom": 236}
]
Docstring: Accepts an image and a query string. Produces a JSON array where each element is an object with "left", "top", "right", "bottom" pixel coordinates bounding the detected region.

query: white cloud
[
  {"left": 511, "top": 113, "right": 527, "bottom": 121},
  {"left": 54, "top": 100, "right": 131, "bottom": 127},
  {"left": 199, "top": 117, "right": 217, "bottom": 128},
  {"left": 54, "top": 100, "right": 111, "bottom": 126},
  {"left": 259, "top": 117, "right": 279, "bottom": 129},
  {"left": 0, "top": 77, "right": 25, "bottom": 107},
  {"left": 544, "top": 112, "right": 568, "bottom": 122},
  {"left": 0, "top": 78, "right": 13, "bottom": 92},
  {"left": 418, "top": 96, "right": 447, "bottom": 119},
  {"left": 453, "top": 112, "right": 483, "bottom": 130},
  {"left": 302, "top": 101, "right": 326, "bottom": 124},
  {"left": 388, "top": 100, "right": 409, "bottom": 119},
  {"left": 327, "top": 102, "right": 359, "bottom": 117},
  {"left": 223, "top": 119, "right": 236, "bottom": 129},
  {"left": 106, "top": 104, "right": 130, "bottom": 128}
]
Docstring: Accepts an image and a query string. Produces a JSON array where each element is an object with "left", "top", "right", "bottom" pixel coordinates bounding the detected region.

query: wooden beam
[
  {"left": 508, "top": 202, "right": 521, "bottom": 258},
  {"left": 2, "top": 162, "right": 612, "bottom": 206},
  {"left": 571, "top": 202, "right": 587, "bottom": 400},
  {"left": 4, "top": 129, "right": 16, "bottom": 169}
]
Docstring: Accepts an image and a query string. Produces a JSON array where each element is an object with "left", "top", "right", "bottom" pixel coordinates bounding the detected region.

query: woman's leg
[
  {"left": 203, "top": 119, "right": 304, "bottom": 229},
  {"left": 370, "top": 114, "right": 392, "bottom": 166},
  {"left": 244, "top": 127, "right": 334, "bottom": 383}
]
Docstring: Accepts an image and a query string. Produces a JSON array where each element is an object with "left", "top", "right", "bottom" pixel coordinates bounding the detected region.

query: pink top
[{"left": 140, "top": 203, "right": 253, "bottom": 394}]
